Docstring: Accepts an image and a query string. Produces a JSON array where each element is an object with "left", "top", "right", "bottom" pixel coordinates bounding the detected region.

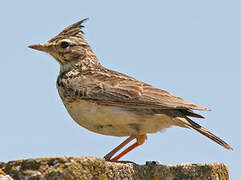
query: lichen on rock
[{"left": 0, "top": 156, "right": 229, "bottom": 180}]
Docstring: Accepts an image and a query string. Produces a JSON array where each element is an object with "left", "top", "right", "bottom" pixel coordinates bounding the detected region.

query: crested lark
[{"left": 29, "top": 18, "right": 232, "bottom": 161}]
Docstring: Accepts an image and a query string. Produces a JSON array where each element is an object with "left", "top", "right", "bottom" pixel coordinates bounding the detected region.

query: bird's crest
[{"left": 49, "top": 18, "right": 88, "bottom": 42}]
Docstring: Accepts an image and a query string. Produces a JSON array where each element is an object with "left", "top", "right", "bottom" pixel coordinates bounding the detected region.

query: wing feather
[{"left": 63, "top": 68, "right": 210, "bottom": 112}]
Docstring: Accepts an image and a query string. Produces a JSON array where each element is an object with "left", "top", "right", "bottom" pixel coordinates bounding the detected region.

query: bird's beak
[{"left": 28, "top": 43, "right": 51, "bottom": 53}]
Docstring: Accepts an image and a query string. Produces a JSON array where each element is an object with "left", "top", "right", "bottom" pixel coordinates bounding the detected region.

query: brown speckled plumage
[{"left": 29, "top": 18, "right": 232, "bottom": 161}]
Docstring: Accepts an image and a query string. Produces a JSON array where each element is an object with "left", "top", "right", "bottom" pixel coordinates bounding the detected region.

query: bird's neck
[{"left": 60, "top": 52, "right": 101, "bottom": 74}]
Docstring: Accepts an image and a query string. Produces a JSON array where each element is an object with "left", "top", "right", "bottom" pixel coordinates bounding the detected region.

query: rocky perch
[{"left": 0, "top": 156, "right": 229, "bottom": 180}]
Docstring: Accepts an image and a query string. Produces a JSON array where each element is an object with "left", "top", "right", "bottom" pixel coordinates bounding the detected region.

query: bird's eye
[{"left": 60, "top": 41, "right": 69, "bottom": 48}]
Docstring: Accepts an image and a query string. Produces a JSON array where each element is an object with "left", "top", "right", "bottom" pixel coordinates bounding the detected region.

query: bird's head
[{"left": 29, "top": 18, "right": 94, "bottom": 66}]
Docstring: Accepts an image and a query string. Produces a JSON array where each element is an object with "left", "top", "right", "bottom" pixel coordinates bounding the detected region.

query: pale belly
[{"left": 64, "top": 100, "right": 175, "bottom": 137}]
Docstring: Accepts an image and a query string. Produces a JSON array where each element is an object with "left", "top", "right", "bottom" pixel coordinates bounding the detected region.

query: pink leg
[
  {"left": 110, "top": 135, "right": 147, "bottom": 161},
  {"left": 104, "top": 135, "right": 135, "bottom": 161},
  {"left": 111, "top": 142, "right": 139, "bottom": 161}
]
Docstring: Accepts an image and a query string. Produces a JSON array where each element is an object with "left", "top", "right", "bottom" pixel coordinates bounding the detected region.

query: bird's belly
[{"left": 64, "top": 100, "right": 173, "bottom": 137}]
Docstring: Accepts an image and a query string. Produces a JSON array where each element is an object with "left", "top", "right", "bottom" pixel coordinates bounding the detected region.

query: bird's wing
[
  {"left": 89, "top": 80, "right": 209, "bottom": 111},
  {"left": 65, "top": 68, "right": 210, "bottom": 111}
]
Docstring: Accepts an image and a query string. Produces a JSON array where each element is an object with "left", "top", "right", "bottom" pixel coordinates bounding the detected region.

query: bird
[{"left": 29, "top": 18, "right": 232, "bottom": 161}]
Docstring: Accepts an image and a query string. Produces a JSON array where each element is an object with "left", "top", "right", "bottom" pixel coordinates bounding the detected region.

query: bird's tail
[{"left": 178, "top": 117, "right": 233, "bottom": 150}]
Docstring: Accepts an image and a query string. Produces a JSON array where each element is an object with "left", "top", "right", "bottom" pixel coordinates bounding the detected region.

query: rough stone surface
[{"left": 0, "top": 156, "right": 229, "bottom": 180}]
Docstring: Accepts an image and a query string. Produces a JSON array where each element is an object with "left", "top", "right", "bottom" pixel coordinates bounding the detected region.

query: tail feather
[
  {"left": 179, "top": 109, "right": 205, "bottom": 119},
  {"left": 185, "top": 118, "right": 233, "bottom": 150}
]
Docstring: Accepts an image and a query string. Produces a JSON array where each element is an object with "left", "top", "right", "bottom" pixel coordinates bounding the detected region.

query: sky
[{"left": 1, "top": 0, "right": 240, "bottom": 179}]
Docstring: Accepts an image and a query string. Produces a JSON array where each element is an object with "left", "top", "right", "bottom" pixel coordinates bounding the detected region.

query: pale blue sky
[{"left": 1, "top": 0, "right": 240, "bottom": 179}]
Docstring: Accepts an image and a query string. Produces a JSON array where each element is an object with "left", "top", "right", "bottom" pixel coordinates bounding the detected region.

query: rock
[{"left": 0, "top": 156, "right": 229, "bottom": 180}]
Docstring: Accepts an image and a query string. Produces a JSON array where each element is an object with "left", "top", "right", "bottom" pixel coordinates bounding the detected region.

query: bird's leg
[
  {"left": 104, "top": 135, "right": 135, "bottom": 161},
  {"left": 110, "top": 135, "right": 147, "bottom": 161}
]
